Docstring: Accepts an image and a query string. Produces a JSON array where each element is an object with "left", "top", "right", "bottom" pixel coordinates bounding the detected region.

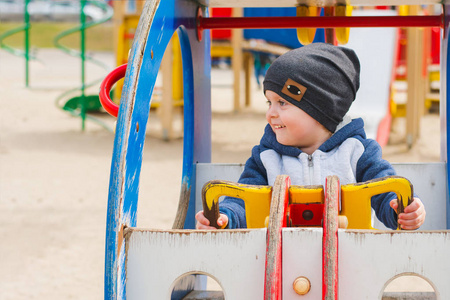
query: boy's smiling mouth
[{"left": 273, "top": 125, "right": 286, "bottom": 129}]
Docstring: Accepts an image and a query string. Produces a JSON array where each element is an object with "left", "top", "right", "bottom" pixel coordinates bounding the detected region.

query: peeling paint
[{"left": 172, "top": 182, "right": 191, "bottom": 229}]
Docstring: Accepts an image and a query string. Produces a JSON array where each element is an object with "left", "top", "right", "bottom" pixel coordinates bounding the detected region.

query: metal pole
[
  {"left": 24, "top": 0, "right": 30, "bottom": 87},
  {"left": 80, "top": 0, "right": 86, "bottom": 130}
]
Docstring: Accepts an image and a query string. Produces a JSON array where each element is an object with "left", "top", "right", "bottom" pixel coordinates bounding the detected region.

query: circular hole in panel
[
  {"left": 381, "top": 273, "right": 437, "bottom": 300},
  {"left": 170, "top": 272, "right": 224, "bottom": 299}
]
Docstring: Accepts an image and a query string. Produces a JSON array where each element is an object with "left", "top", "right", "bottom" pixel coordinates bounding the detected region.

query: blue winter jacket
[{"left": 219, "top": 118, "right": 399, "bottom": 229}]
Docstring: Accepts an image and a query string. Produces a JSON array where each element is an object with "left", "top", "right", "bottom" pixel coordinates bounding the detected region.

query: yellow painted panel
[
  {"left": 203, "top": 181, "right": 272, "bottom": 228},
  {"left": 341, "top": 176, "right": 413, "bottom": 230},
  {"left": 289, "top": 185, "right": 323, "bottom": 204}
]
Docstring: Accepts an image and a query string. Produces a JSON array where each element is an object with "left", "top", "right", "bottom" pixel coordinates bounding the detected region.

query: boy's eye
[
  {"left": 266, "top": 100, "right": 271, "bottom": 106},
  {"left": 279, "top": 100, "right": 286, "bottom": 106}
]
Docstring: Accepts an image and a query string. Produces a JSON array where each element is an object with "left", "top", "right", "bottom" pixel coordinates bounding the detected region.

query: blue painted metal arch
[{"left": 104, "top": 0, "right": 212, "bottom": 299}]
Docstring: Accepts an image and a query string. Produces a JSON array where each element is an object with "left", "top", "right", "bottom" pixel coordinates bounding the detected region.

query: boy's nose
[{"left": 266, "top": 105, "right": 278, "bottom": 118}]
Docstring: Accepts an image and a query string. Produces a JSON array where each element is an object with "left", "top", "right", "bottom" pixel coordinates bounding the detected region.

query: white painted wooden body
[
  {"left": 283, "top": 229, "right": 450, "bottom": 299},
  {"left": 125, "top": 229, "right": 267, "bottom": 299},
  {"left": 124, "top": 228, "right": 450, "bottom": 299}
]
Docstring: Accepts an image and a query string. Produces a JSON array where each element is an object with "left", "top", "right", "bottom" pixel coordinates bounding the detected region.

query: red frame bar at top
[
  {"left": 196, "top": 13, "right": 444, "bottom": 41},
  {"left": 198, "top": 15, "right": 443, "bottom": 30}
]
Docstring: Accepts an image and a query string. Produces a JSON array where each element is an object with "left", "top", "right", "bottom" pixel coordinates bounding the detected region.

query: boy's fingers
[
  {"left": 210, "top": 214, "right": 228, "bottom": 229},
  {"left": 391, "top": 198, "right": 425, "bottom": 230},
  {"left": 399, "top": 213, "right": 421, "bottom": 228},
  {"left": 403, "top": 202, "right": 418, "bottom": 213},
  {"left": 195, "top": 211, "right": 210, "bottom": 226},
  {"left": 195, "top": 211, "right": 202, "bottom": 219},
  {"left": 197, "top": 223, "right": 218, "bottom": 230},
  {"left": 401, "top": 199, "right": 425, "bottom": 218},
  {"left": 399, "top": 208, "right": 421, "bottom": 220},
  {"left": 221, "top": 214, "right": 228, "bottom": 223},
  {"left": 202, "top": 215, "right": 211, "bottom": 226},
  {"left": 196, "top": 212, "right": 228, "bottom": 230},
  {"left": 390, "top": 199, "right": 398, "bottom": 213},
  {"left": 398, "top": 217, "right": 423, "bottom": 230},
  {"left": 404, "top": 198, "right": 422, "bottom": 213},
  {"left": 398, "top": 211, "right": 426, "bottom": 230}
]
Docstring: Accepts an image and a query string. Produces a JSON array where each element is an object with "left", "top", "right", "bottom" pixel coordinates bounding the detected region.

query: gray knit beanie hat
[{"left": 263, "top": 43, "right": 360, "bottom": 133}]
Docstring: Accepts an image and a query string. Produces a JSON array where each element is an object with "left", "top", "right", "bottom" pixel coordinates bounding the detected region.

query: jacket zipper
[{"left": 308, "top": 154, "right": 313, "bottom": 184}]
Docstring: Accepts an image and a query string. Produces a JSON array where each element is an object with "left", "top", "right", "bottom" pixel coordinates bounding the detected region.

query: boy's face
[{"left": 265, "top": 90, "right": 331, "bottom": 151}]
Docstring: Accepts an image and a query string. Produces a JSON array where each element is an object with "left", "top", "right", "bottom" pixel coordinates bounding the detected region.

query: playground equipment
[
  {"left": 53, "top": 0, "right": 113, "bottom": 131},
  {"left": 100, "top": 0, "right": 449, "bottom": 299},
  {"left": 112, "top": 0, "right": 146, "bottom": 67},
  {"left": 389, "top": 5, "right": 443, "bottom": 147},
  {"left": 0, "top": 0, "right": 112, "bottom": 91},
  {"left": 113, "top": 0, "right": 184, "bottom": 139},
  {"left": 344, "top": 9, "right": 397, "bottom": 146},
  {"left": 210, "top": 8, "right": 324, "bottom": 111},
  {"left": 0, "top": 0, "right": 34, "bottom": 87},
  {"left": 211, "top": 7, "right": 323, "bottom": 111}
]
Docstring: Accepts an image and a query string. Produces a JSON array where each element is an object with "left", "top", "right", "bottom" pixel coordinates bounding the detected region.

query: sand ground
[{"left": 0, "top": 49, "right": 441, "bottom": 299}]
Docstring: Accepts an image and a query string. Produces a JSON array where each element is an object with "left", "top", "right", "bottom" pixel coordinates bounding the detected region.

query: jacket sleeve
[
  {"left": 355, "top": 138, "right": 399, "bottom": 229},
  {"left": 219, "top": 145, "right": 268, "bottom": 229}
]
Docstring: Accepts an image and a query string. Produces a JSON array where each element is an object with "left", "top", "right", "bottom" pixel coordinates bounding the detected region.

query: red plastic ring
[{"left": 99, "top": 64, "right": 127, "bottom": 118}]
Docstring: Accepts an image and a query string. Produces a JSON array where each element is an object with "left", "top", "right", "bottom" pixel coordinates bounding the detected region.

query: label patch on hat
[{"left": 281, "top": 78, "right": 307, "bottom": 102}]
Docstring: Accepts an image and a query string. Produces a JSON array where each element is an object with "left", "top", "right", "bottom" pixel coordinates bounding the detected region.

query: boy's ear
[{"left": 282, "top": 78, "right": 307, "bottom": 102}]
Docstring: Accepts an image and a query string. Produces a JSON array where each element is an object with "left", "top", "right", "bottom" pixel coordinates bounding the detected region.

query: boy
[{"left": 196, "top": 43, "right": 426, "bottom": 230}]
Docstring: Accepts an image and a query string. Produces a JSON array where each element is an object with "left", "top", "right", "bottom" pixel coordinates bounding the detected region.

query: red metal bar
[
  {"left": 264, "top": 175, "right": 291, "bottom": 300},
  {"left": 199, "top": 15, "right": 443, "bottom": 30},
  {"left": 322, "top": 176, "right": 340, "bottom": 300}
]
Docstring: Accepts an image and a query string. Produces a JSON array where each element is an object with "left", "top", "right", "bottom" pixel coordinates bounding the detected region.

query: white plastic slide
[{"left": 345, "top": 9, "right": 397, "bottom": 146}]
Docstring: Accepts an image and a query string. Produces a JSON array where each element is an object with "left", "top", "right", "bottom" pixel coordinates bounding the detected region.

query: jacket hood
[{"left": 260, "top": 118, "right": 366, "bottom": 156}]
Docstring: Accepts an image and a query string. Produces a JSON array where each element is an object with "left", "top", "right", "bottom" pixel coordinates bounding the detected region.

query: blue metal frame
[
  {"left": 177, "top": 26, "right": 196, "bottom": 230},
  {"left": 104, "top": 0, "right": 211, "bottom": 298}
]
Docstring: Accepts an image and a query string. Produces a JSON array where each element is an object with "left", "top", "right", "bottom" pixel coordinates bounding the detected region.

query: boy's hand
[
  {"left": 390, "top": 197, "right": 426, "bottom": 230},
  {"left": 195, "top": 210, "right": 228, "bottom": 230}
]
